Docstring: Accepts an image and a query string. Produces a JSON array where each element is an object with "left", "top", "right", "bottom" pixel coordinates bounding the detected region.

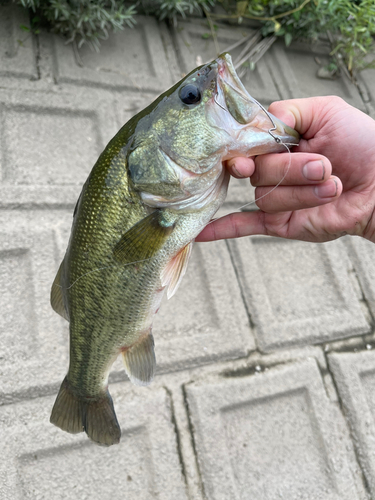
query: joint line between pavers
[
  {"left": 324, "top": 350, "right": 372, "bottom": 498},
  {"left": 225, "top": 240, "right": 258, "bottom": 339},
  {"left": 182, "top": 384, "right": 208, "bottom": 500},
  {"left": 163, "top": 386, "right": 190, "bottom": 497}
]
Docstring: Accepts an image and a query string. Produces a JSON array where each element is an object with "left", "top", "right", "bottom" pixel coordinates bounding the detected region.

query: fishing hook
[
  {"left": 250, "top": 96, "right": 281, "bottom": 144},
  {"left": 214, "top": 92, "right": 227, "bottom": 112},
  {"left": 216, "top": 79, "right": 281, "bottom": 144}
]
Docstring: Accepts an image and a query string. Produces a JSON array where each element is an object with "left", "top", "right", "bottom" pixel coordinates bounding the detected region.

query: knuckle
[
  {"left": 250, "top": 169, "right": 260, "bottom": 186},
  {"left": 292, "top": 186, "right": 307, "bottom": 207}
]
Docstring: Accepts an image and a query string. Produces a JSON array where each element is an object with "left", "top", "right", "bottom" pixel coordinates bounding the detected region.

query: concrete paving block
[
  {"left": 0, "top": 4, "right": 38, "bottom": 81},
  {"left": 357, "top": 67, "right": 375, "bottom": 105},
  {"left": 0, "top": 210, "right": 71, "bottom": 401},
  {"left": 0, "top": 89, "right": 119, "bottom": 208},
  {"left": 329, "top": 350, "right": 375, "bottom": 497},
  {"left": 151, "top": 240, "right": 254, "bottom": 373},
  {"left": 344, "top": 236, "right": 375, "bottom": 319},
  {"left": 0, "top": 385, "right": 187, "bottom": 500},
  {"left": 51, "top": 17, "right": 173, "bottom": 93},
  {"left": 113, "top": 93, "right": 157, "bottom": 131},
  {"left": 185, "top": 358, "right": 363, "bottom": 500},
  {"left": 268, "top": 40, "right": 366, "bottom": 110},
  {"left": 172, "top": 21, "right": 280, "bottom": 102},
  {"left": 227, "top": 237, "right": 370, "bottom": 351}
]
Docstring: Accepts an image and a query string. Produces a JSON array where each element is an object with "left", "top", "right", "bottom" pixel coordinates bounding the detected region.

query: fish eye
[{"left": 179, "top": 84, "right": 201, "bottom": 105}]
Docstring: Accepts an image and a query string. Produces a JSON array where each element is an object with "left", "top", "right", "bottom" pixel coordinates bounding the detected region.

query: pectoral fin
[
  {"left": 161, "top": 242, "right": 193, "bottom": 299},
  {"left": 113, "top": 211, "right": 176, "bottom": 264},
  {"left": 50, "top": 261, "right": 69, "bottom": 321},
  {"left": 122, "top": 333, "right": 156, "bottom": 386}
]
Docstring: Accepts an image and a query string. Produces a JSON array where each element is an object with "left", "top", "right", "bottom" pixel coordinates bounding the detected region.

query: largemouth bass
[{"left": 50, "top": 53, "right": 299, "bottom": 446}]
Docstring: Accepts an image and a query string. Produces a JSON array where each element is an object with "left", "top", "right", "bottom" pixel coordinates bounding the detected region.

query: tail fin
[{"left": 50, "top": 377, "right": 121, "bottom": 446}]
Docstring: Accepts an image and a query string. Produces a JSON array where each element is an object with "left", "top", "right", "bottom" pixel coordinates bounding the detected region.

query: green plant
[
  {"left": 139, "top": 0, "right": 215, "bottom": 24},
  {"left": 214, "top": 0, "right": 375, "bottom": 76},
  {"left": 16, "top": 0, "right": 137, "bottom": 51}
]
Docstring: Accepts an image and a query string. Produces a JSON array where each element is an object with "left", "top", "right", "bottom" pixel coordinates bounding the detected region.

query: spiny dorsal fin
[
  {"left": 122, "top": 333, "right": 156, "bottom": 386},
  {"left": 161, "top": 242, "right": 193, "bottom": 299},
  {"left": 50, "top": 261, "right": 69, "bottom": 321},
  {"left": 113, "top": 211, "right": 176, "bottom": 264}
]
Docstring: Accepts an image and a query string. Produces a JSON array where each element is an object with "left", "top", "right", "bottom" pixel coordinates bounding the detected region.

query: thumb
[{"left": 268, "top": 96, "right": 348, "bottom": 139}]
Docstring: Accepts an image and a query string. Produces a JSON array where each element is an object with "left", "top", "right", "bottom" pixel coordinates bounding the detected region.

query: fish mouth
[{"left": 213, "top": 52, "right": 299, "bottom": 149}]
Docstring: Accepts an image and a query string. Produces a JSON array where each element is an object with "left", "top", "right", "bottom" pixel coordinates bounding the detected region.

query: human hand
[{"left": 197, "top": 96, "right": 375, "bottom": 243}]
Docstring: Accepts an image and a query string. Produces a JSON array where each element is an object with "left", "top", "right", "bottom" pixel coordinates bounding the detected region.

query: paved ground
[{"left": 1, "top": 4, "right": 375, "bottom": 500}]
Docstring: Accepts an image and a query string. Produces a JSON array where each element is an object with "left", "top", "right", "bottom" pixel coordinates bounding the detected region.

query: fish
[{"left": 50, "top": 53, "right": 299, "bottom": 446}]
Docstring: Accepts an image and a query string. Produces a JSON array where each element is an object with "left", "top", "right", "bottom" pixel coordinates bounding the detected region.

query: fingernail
[
  {"left": 314, "top": 179, "right": 338, "bottom": 198},
  {"left": 303, "top": 160, "right": 325, "bottom": 181},
  {"left": 232, "top": 166, "right": 245, "bottom": 178}
]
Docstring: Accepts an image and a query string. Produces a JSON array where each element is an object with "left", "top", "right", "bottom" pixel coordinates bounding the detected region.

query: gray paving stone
[
  {"left": 0, "top": 210, "right": 71, "bottom": 401},
  {"left": 344, "top": 236, "right": 375, "bottom": 320},
  {"left": 185, "top": 358, "right": 364, "bottom": 500},
  {"left": 0, "top": 384, "right": 187, "bottom": 500},
  {"left": 0, "top": 89, "right": 119, "bottom": 208},
  {"left": 358, "top": 67, "right": 375, "bottom": 106},
  {"left": 0, "top": 4, "right": 38, "bottom": 81},
  {"left": 268, "top": 40, "right": 366, "bottom": 110},
  {"left": 51, "top": 16, "right": 173, "bottom": 92},
  {"left": 152, "top": 240, "right": 254, "bottom": 372},
  {"left": 172, "top": 20, "right": 280, "bottom": 103},
  {"left": 329, "top": 350, "right": 375, "bottom": 498},
  {"left": 227, "top": 237, "right": 370, "bottom": 351}
]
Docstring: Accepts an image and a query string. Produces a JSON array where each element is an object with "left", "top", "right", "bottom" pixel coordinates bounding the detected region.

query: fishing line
[
  {"left": 209, "top": 87, "right": 296, "bottom": 221},
  {"left": 203, "top": 141, "right": 294, "bottom": 230},
  {"left": 235, "top": 141, "right": 293, "bottom": 211}
]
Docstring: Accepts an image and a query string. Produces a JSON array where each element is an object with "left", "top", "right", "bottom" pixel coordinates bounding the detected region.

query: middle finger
[{"left": 251, "top": 152, "right": 332, "bottom": 186}]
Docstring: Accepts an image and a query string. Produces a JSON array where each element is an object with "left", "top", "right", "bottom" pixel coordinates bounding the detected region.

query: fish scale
[{"left": 50, "top": 53, "right": 299, "bottom": 446}]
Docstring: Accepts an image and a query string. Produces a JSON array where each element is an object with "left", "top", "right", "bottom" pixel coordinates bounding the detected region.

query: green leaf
[
  {"left": 19, "top": 24, "right": 30, "bottom": 32},
  {"left": 236, "top": 1, "right": 248, "bottom": 16},
  {"left": 285, "top": 32, "right": 293, "bottom": 46}
]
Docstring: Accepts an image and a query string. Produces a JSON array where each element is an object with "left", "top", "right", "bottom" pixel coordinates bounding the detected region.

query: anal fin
[
  {"left": 50, "top": 260, "right": 69, "bottom": 321},
  {"left": 122, "top": 333, "right": 156, "bottom": 386},
  {"left": 161, "top": 242, "right": 193, "bottom": 299}
]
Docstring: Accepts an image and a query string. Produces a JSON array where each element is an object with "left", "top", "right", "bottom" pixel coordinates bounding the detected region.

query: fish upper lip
[
  {"left": 214, "top": 53, "right": 299, "bottom": 145},
  {"left": 216, "top": 53, "right": 252, "bottom": 102}
]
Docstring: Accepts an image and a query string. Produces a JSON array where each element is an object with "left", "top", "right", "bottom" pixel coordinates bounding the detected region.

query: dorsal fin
[
  {"left": 113, "top": 211, "right": 176, "bottom": 264},
  {"left": 50, "top": 261, "right": 69, "bottom": 321},
  {"left": 122, "top": 333, "right": 156, "bottom": 386},
  {"left": 161, "top": 242, "right": 193, "bottom": 299}
]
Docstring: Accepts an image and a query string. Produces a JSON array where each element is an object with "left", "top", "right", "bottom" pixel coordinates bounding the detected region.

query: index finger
[{"left": 225, "top": 156, "right": 255, "bottom": 179}]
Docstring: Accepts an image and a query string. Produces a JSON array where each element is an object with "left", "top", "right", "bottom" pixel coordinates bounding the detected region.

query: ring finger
[{"left": 255, "top": 176, "right": 342, "bottom": 213}]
